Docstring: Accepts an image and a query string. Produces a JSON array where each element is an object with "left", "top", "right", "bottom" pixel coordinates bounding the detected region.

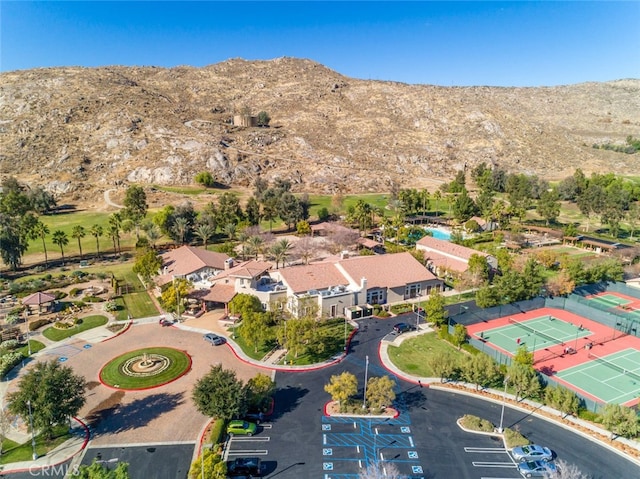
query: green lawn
[
  {"left": 19, "top": 340, "right": 46, "bottom": 356},
  {"left": 0, "top": 424, "right": 70, "bottom": 465},
  {"left": 42, "top": 315, "right": 109, "bottom": 341},
  {"left": 121, "top": 291, "right": 160, "bottom": 319},
  {"left": 387, "top": 331, "right": 465, "bottom": 377},
  {"left": 99, "top": 347, "right": 191, "bottom": 389}
]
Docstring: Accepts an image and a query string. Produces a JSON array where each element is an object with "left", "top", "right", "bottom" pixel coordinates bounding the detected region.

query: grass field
[
  {"left": 0, "top": 424, "right": 70, "bottom": 465},
  {"left": 387, "top": 331, "right": 465, "bottom": 377},
  {"left": 42, "top": 314, "right": 109, "bottom": 341}
]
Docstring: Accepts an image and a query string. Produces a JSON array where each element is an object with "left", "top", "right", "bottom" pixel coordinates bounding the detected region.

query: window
[
  {"left": 405, "top": 284, "right": 421, "bottom": 299},
  {"left": 367, "top": 289, "right": 385, "bottom": 304},
  {"left": 330, "top": 304, "right": 338, "bottom": 317}
]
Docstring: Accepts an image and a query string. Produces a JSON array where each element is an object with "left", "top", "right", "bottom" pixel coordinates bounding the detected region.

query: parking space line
[
  {"left": 227, "top": 449, "right": 268, "bottom": 456},
  {"left": 230, "top": 436, "right": 270, "bottom": 442},
  {"left": 465, "top": 447, "right": 507, "bottom": 453},
  {"left": 472, "top": 461, "right": 517, "bottom": 468}
]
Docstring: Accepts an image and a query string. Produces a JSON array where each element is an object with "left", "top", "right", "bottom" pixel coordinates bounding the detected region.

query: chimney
[
  {"left": 360, "top": 277, "right": 367, "bottom": 291},
  {"left": 224, "top": 258, "right": 234, "bottom": 270}
]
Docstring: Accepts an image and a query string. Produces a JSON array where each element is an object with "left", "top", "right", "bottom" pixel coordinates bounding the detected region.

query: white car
[
  {"left": 511, "top": 444, "right": 553, "bottom": 462},
  {"left": 518, "top": 460, "right": 558, "bottom": 478}
]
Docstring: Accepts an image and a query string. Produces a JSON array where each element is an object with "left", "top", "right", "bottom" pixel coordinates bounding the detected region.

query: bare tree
[
  {"left": 294, "top": 236, "right": 317, "bottom": 265},
  {"left": 359, "top": 460, "right": 406, "bottom": 479},
  {"left": 543, "top": 459, "right": 590, "bottom": 479},
  {"left": 0, "top": 408, "right": 15, "bottom": 456}
]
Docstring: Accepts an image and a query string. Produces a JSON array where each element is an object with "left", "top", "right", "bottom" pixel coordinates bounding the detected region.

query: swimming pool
[{"left": 425, "top": 228, "right": 451, "bottom": 241}]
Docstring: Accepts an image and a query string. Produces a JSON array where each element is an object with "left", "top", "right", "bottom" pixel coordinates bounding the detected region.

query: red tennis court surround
[{"left": 467, "top": 307, "right": 640, "bottom": 407}]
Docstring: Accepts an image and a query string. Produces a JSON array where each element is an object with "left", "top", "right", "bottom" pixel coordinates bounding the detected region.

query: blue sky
[{"left": 1, "top": 1, "right": 639, "bottom": 86}]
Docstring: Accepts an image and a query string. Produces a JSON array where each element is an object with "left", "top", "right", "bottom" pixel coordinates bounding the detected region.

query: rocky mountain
[{"left": 1, "top": 57, "right": 638, "bottom": 202}]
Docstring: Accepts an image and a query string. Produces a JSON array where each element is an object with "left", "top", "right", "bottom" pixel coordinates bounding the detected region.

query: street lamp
[
  {"left": 363, "top": 355, "right": 369, "bottom": 409},
  {"left": 25, "top": 311, "right": 31, "bottom": 356},
  {"left": 27, "top": 400, "right": 37, "bottom": 460},
  {"left": 173, "top": 276, "right": 181, "bottom": 321},
  {"left": 498, "top": 376, "right": 510, "bottom": 434}
]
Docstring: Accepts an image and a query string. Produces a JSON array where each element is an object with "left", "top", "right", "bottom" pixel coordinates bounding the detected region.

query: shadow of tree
[
  {"left": 270, "top": 385, "right": 308, "bottom": 420},
  {"left": 89, "top": 391, "right": 185, "bottom": 436}
]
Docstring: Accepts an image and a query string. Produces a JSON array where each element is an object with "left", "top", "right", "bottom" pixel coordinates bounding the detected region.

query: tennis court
[
  {"left": 587, "top": 293, "right": 632, "bottom": 308},
  {"left": 479, "top": 315, "right": 592, "bottom": 355},
  {"left": 555, "top": 348, "right": 640, "bottom": 404}
]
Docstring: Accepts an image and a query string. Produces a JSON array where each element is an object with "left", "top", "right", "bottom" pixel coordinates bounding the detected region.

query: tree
[
  {"left": 132, "top": 247, "right": 162, "bottom": 284},
  {"left": 246, "top": 373, "right": 276, "bottom": 412},
  {"left": 245, "top": 196, "right": 262, "bottom": 226},
  {"left": 256, "top": 111, "right": 271, "bottom": 127},
  {"left": 294, "top": 236, "right": 316, "bottom": 265},
  {"left": 108, "top": 213, "right": 123, "bottom": 253},
  {"left": 229, "top": 293, "right": 263, "bottom": 318},
  {"left": 123, "top": 185, "right": 148, "bottom": 224},
  {"left": 161, "top": 278, "right": 192, "bottom": 314},
  {"left": 296, "top": 220, "right": 311, "bottom": 236},
  {"left": 461, "top": 354, "right": 500, "bottom": 390},
  {"left": 601, "top": 403, "right": 639, "bottom": 440},
  {"left": 506, "top": 363, "right": 541, "bottom": 401},
  {"left": 195, "top": 171, "right": 215, "bottom": 187},
  {"left": 365, "top": 376, "right": 396, "bottom": 410},
  {"left": 452, "top": 324, "right": 468, "bottom": 350},
  {"left": 452, "top": 188, "right": 477, "bottom": 223},
  {"left": 71, "top": 225, "right": 86, "bottom": 260},
  {"left": 0, "top": 408, "right": 15, "bottom": 457},
  {"left": 359, "top": 460, "right": 403, "bottom": 479},
  {"left": 238, "top": 311, "right": 271, "bottom": 353},
  {"left": 544, "top": 385, "right": 580, "bottom": 419},
  {"left": 536, "top": 189, "right": 561, "bottom": 225},
  {"left": 186, "top": 222, "right": 212, "bottom": 251},
  {"left": 76, "top": 460, "right": 131, "bottom": 479},
  {"left": 247, "top": 235, "right": 264, "bottom": 260},
  {"left": 467, "top": 254, "right": 490, "bottom": 286},
  {"left": 90, "top": 224, "right": 103, "bottom": 259},
  {"left": 51, "top": 229, "right": 69, "bottom": 266},
  {"left": 173, "top": 217, "right": 190, "bottom": 244},
  {"left": 269, "top": 238, "right": 293, "bottom": 269},
  {"left": 278, "top": 192, "right": 303, "bottom": 231},
  {"left": 143, "top": 222, "right": 162, "bottom": 248},
  {"left": 188, "top": 447, "right": 226, "bottom": 479},
  {"left": 542, "top": 459, "right": 590, "bottom": 479},
  {"left": 32, "top": 220, "right": 50, "bottom": 269},
  {"left": 7, "top": 360, "right": 86, "bottom": 439},
  {"left": 324, "top": 371, "right": 358, "bottom": 409},
  {"left": 192, "top": 364, "right": 248, "bottom": 421},
  {"left": 424, "top": 288, "right": 446, "bottom": 327},
  {"left": 512, "top": 345, "right": 534, "bottom": 367},
  {"left": 425, "top": 350, "right": 458, "bottom": 382}
]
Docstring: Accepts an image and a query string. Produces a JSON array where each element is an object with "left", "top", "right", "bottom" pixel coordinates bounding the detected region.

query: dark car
[
  {"left": 159, "top": 317, "right": 173, "bottom": 327},
  {"left": 393, "top": 322, "right": 414, "bottom": 334},
  {"left": 227, "top": 457, "right": 261, "bottom": 477},
  {"left": 203, "top": 333, "right": 225, "bottom": 346}
]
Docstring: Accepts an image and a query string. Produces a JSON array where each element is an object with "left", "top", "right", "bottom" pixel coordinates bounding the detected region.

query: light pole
[
  {"left": 25, "top": 311, "right": 31, "bottom": 356},
  {"left": 173, "top": 276, "right": 181, "bottom": 321},
  {"left": 362, "top": 355, "right": 369, "bottom": 410},
  {"left": 27, "top": 400, "right": 37, "bottom": 460},
  {"left": 498, "top": 376, "right": 510, "bottom": 434}
]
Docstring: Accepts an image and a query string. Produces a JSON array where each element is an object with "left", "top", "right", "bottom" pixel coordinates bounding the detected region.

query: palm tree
[
  {"left": 247, "top": 235, "right": 264, "bottom": 260},
  {"left": 51, "top": 230, "right": 69, "bottom": 266},
  {"left": 236, "top": 230, "right": 251, "bottom": 259},
  {"left": 432, "top": 190, "right": 442, "bottom": 217},
  {"left": 270, "top": 238, "right": 292, "bottom": 269},
  {"left": 71, "top": 225, "right": 86, "bottom": 260},
  {"left": 32, "top": 220, "right": 50, "bottom": 269},
  {"left": 108, "top": 213, "right": 123, "bottom": 253},
  {"left": 90, "top": 224, "right": 103, "bottom": 259},
  {"left": 172, "top": 217, "right": 189, "bottom": 245},
  {"left": 144, "top": 223, "right": 162, "bottom": 248},
  {"left": 223, "top": 223, "right": 236, "bottom": 241},
  {"left": 194, "top": 222, "right": 216, "bottom": 250}
]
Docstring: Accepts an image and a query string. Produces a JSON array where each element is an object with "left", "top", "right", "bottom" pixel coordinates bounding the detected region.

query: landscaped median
[
  {"left": 42, "top": 314, "right": 109, "bottom": 341},
  {"left": 99, "top": 347, "right": 192, "bottom": 390}
]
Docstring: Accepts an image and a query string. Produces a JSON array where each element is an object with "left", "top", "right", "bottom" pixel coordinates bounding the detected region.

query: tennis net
[
  {"left": 508, "top": 317, "right": 564, "bottom": 346},
  {"left": 587, "top": 352, "right": 640, "bottom": 383},
  {"left": 591, "top": 295, "right": 627, "bottom": 307}
]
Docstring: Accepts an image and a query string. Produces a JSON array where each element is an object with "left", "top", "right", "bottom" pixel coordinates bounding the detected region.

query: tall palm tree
[
  {"left": 71, "top": 225, "right": 86, "bottom": 260},
  {"left": 51, "top": 230, "right": 69, "bottom": 266},
  {"left": 108, "top": 213, "right": 123, "bottom": 253},
  {"left": 432, "top": 190, "right": 442, "bottom": 217},
  {"left": 144, "top": 223, "right": 162, "bottom": 248},
  {"left": 32, "top": 220, "right": 50, "bottom": 269},
  {"left": 223, "top": 223, "right": 236, "bottom": 241},
  {"left": 172, "top": 217, "right": 189, "bottom": 245},
  {"left": 236, "top": 230, "right": 251, "bottom": 259},
  {"left": 194, "top": 222, "right": 215, "bottom": 250},
  {"left": 247, "top": 235, "right": 264, "bottom": 260},
  {"left": 89, "top": 224, "right": 103, "bottom": 259}
]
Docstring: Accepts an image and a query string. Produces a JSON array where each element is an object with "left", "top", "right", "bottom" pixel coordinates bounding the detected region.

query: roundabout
[{"left": 99, "top": 347, "right": 192, "bottom": 390}]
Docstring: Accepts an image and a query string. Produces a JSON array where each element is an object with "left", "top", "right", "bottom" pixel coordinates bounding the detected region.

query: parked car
[
  {"left": 159, "top": 317, "right": 173, "bottom": 327},
  {"left": 393, "top": 322, "right": 415, "bottom": 334},
  {"left": 518, "top": 460, "right": 558, "bottom": 477},
  {"left": 203, "top": 333, "right": 225, "bottom": 346},
  {"left": 511, "top": 444, "right": 553, "bottom": 462},
  {"left": 227, "top": 420, "right": 257, "bottom": 437},
  {"left": 227, "top": 457, "right": 261, "bottom": 477}
]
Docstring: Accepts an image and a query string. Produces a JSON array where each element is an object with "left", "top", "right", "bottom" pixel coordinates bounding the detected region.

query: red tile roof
[
  {"left": 337, "top": 252, "right": 436, "bottom": 289},
  {"left": 212, "top": 260, "right": 273, "bottom": 282},
  {"left": 201, "top": 283, "right": 237, "bottom": 303},
  {"left": 157, "top": 245, "right": 230, "bottom": 285},
  {"left": 416, "top": 236, "right": 489, "bottom": 261},
  {"left": 278, "top": 262, "right": 349, "bottom": 294}
]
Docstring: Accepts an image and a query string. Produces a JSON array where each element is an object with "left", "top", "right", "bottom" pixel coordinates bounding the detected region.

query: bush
[
  {"left": 74, "top": 317, "right": 84, "bottom": 325},
  {"left": 51, "top": 290, "right": 68, "bottom": 300},
  {"left": 54, "top": 322, "right": 73, "bottom": 330},
  {"left": 105, "top": 300, "right": 119, "bottom": 312},
  {"left": 390, "top": 303, "right": 412, "bottom": 314},
  {"left": 377, "top": 310, "right": 391, "bottom": 318},
  {"left": 460, "top": 414, "right": 494, "bottom": 432},
  {"left": 84, "top": 296, "right": 105, "bottom": 303},
  {"left": 30, "top": 318, "right": 52, "bottom": 331},
  {"left": 0, "top": 339, "right": 20, "bottom": 351},
  {"left": 504, "top": 427, "right": 530, "bottom": 448},
  {"left": 0, "top": 351, "right": 24, "bottom": 378},
  {"left": 69, "top": 288, "right": 81, "bottom": 297}
]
